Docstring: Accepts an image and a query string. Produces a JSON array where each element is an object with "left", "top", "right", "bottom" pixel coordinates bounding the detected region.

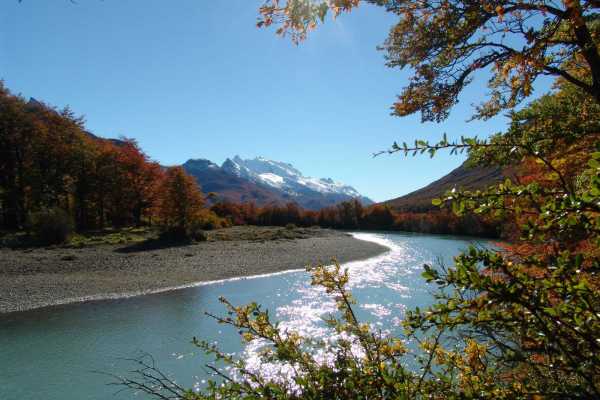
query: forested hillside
[{"left": 0, "top": 84, "right": 230, "bottom": 242}]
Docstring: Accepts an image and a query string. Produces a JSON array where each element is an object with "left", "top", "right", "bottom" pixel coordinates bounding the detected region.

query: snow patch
[
  {"left": 259, "top": 173, "right": 284, "bottom": 187},
  {"left": 221, "top": 156, "right": 370, "bottom": 203}
]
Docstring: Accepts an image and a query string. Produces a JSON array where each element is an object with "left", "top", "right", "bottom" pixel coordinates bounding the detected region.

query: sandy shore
[{"left": 0, "top": 227, "right": 388, "bottom": 314}]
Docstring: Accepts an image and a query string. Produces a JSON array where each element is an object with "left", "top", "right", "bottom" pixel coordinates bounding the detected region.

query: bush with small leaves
[
  {"left": 194, "top": 209, "right": 230, "bottom": 231},
  {"left": 27, "top": 207, "right": 74, "bottom": 245},
  {"left": 186, "top": 224, "right": 208, "bottom": 242}
]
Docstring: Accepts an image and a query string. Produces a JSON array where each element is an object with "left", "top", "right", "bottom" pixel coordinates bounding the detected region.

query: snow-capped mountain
[
  {"left": 222, "top": 156, "right": 369, "bottom": 201},
  {"left": 183, "top": 156, "right": 373, "bottom": 210},
  {"left": 182, "top": 158, "right": 290, "bottom": 205}
]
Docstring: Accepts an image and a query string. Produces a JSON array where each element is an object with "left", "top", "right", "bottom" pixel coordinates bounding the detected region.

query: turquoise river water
[{"left": 0, "top": 232, "right": 490, "bottom": 400}]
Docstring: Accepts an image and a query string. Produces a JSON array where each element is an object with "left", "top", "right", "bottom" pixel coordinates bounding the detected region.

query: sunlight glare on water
[{"left": 233, "top": 232, "right": 434, "bottom": 385}]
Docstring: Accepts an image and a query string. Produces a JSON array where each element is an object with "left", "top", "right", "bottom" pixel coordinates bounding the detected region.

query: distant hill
[
  {"left": 27, "top": 97, "right": 127, "bottom": 147},
  {"left": 183, "top": 156, "right": 373, "bottom": 210},
  {"left": 382, "top": 162, "right": 504, "bottom": 212}
]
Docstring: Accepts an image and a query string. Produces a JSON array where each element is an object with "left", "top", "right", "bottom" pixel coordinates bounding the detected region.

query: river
[{"left": 0, "top": 232, "right": 491, "bottom": 400}]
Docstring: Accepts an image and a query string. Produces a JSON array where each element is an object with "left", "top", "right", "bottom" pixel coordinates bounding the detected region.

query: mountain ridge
[
  {"left": 183, "top": 156, "right": 373, "bottom": 210},
  {"left": 382, "top": 161, "right": 505, "bottom": 212}
]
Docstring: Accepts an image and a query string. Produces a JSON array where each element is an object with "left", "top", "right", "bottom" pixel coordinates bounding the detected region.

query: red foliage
[
  {"left": 207, "top": 198, "right": 498, "bottom": 237},
  {"left": 155, "top": 166, "right": 205, "bottom": 231},
  {"left": 0, "top": 85, "right": 168, "bottom": 231}
]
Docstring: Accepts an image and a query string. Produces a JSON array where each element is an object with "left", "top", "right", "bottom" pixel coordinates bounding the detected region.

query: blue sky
[{"left": 1, "top": 1, "right": 552, "bottom": 202}]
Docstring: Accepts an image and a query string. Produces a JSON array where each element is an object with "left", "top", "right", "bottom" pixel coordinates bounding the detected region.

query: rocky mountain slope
[
  {"left": 183, "top": 156, "right": 373, "bottom": 210},
  {"left": 382, "top": 162, "right": 504, "bottom": 212}
]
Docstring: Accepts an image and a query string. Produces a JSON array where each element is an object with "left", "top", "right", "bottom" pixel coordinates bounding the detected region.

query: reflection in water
[{"left": 0, "top": 232, "right": 486, "bottom": 400}]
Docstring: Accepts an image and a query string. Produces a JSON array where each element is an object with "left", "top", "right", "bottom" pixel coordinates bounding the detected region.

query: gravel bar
[{"left": 0, "top": 228, "right": 388, "bottom": 314}]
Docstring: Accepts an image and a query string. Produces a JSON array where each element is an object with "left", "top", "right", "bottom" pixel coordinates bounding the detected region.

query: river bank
[{"left": 0, "top": 226, "right": 388, "bottom": 314}]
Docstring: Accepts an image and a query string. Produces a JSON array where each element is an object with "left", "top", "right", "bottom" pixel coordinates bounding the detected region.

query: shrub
[
  {"left": 27, "top": 208, "right": 74, "bottom": 245},
  {"left": 194, "top": 209, "right": 230, "bottom": 230},
  {"left": 158, "top": 215, "right": 215, "bottom": 243},
  {"left": 187, "top": 226, "right": 208, "bottom": 242},
  {"left": 285, "top": 223, "right": 297, "bottom": 230},
  {"left": 158, "top": 225, "right": 208, "bottom": 242},
  {"left": 158, "top": 226, "right": 189, "bottom": 242}
]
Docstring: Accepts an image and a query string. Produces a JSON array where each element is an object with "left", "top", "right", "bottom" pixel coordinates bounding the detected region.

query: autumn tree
[
  {"left": 0, "top": 83, "right": 33, "bottom": 228},
  {"left": 336, "top": 198, "right": 364, "bottom": 228},
  {"left": 88, "top": 140, "right": 121, "bottom": 229},
  {"left": 361, "top": 204, "right": 395, "bottom": 229},
  {"left": 109, "top": 140, "right": 163, "bottom": 226},
  {"left": 285, "top": 202, "right": 302, "bottom": 225},
  {"left": 0, "top": 83, "right": 179, "bottom": 233},
  {"left": 301, "top": 209, "right": 319, "bottom": 226},
  {"left": 240, "top": 201, "right": 259, "bottom": 225},
  {"left": 155, "top": 166, "right": 206, "bottom": 236},
  {"left": 211, "top": 201, "right": 246, "bottom": 225},
  {"left": 0, "top": 84, "right": 92, "bottom": 229},
  {"left": 259, "top": 0, "right": 600, "bottom": 120},
  {"left": 469, "top": 79, "right": 600, "bottom": 169}
]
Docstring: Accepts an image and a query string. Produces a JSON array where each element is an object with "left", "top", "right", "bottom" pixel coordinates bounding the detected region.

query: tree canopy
[
  {"left": 0, "top": 84, "right": 226, "bottom": 239},
  {"left": 259, "top": 0, "right": 600, "bottom": 121}
]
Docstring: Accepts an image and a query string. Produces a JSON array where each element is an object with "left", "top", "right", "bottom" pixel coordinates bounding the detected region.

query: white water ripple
[{"left": 235, "top": 232, "right": 429, "bottom": 384}]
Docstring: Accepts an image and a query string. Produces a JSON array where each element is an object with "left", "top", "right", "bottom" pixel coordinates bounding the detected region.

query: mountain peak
[
  {"left": 183, "top": 158, "right": 219, "bottom": 171},
  {"left": 223, "top": 156, "right": 371, "bottom": 203},
  {"left": 221, "top": 158, "right": 241, "bottom": 175},
  {"left": 185, "top": 155, "right": 373, "bottom": 210}
]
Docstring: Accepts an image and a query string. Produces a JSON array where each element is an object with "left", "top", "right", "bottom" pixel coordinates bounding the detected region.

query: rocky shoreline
[{"left": 0, "top": 227, "right": 388, "bottom": 314}]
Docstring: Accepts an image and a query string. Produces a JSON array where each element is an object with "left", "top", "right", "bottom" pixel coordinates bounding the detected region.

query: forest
[
  {"left": 0, "top": 83, "right": 498, "bottom": 244},
  {"left": 0, "top": 84, "right": 228, "bottom": 242},
  {"left": 210, "top": 199, "right": 498, "bottom": 237}
]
